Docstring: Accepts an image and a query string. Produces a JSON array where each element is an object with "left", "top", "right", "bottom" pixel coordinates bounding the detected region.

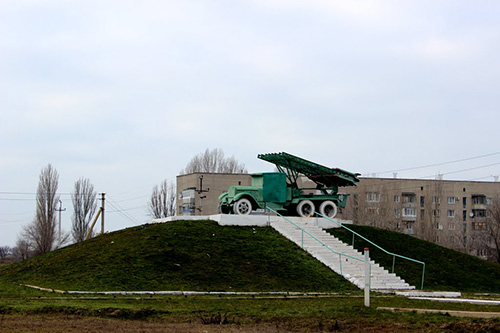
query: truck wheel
[
  {"left": 218, "top": 202, "right": 230, "bottom": 214},
  {"left": 319, "top": 201, "right": 338, "bottom": 218},
  {"left": 296, "top": 200, "right": 315, "bottom": 217},
  {"left": 234, "top": 198, "right": 252, "bottom": 215}
]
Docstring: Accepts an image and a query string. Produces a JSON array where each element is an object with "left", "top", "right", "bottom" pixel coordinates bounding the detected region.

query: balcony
[
  {"left": 471, "top": 194, "right": 487, "bottom": 210},
  {"left": 402, "top": 214, "right": 417, "bottom": 222}
]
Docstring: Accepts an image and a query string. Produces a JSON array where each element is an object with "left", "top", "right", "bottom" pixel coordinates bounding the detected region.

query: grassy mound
[
  {"left": 329, "top": 225, "right": 500, "bottom": 292},
  {"left": 2, "top": 220, "right": 499, "bottom": 293},
  {"left": 0, "top": 220, "right": 357, "bottom": 292}
]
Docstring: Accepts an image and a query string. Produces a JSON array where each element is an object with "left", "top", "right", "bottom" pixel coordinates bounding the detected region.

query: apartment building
[{"left": 336, "top": 177, "right": 500, "bottom": 261}]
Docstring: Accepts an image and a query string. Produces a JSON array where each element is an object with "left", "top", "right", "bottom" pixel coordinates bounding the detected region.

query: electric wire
[
  {"left": 375, "top": 151, "right": 500, "bottom": 174},
  {"left": 106, "top": 196, "right": 142, "bottom": 225},
  {"left": 417, "top": 162, "right": 500, "bottom": 179}
]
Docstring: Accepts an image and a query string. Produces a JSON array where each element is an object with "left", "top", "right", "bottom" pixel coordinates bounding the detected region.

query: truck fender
[{"left": 233, "top": 193, "right": 260, "bottom": 209}]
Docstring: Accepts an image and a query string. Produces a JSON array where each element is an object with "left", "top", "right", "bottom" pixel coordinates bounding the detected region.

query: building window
[
  {"left": 478, "top": 248, "right": 489, "bottom": 257},
  {"left": 366, "top": 192, "right": 380, "bottom": 203},
  {"left": 365, "top": 207, "right": 379, "bottom": 215},
  {"left": 472, "top": 195, "right": 486, "bottom": 205},
  {"left": 472, "top": 209, "right": 487, "bottom": 218},
  {"left": 487, "top": 197, "right": 493, "bottom": 205},
  {"left": 420, "top": 209, "right": 425, "bottom": 220},
  {"left": 432, "top": 196, "right": 440, "bottom": 204},
  {"left": 394, "top": 195, "right": 400, "bottom": 203},
  {"left": 403, "top": 207, "right": 416, "bottom": 217},
  {"left": 420, "top": 196, "right": 425, "bottom": 207},
  {"left": 447, "top": 210, "right": 455, "bottom": 218},
  {"left": 472, "top": 222, "right": 487, "bottom": 230},
  {"left": 407, "top": 222, "right": 414, "bottom": 230},
  {"left": 463, "top": 197, "right": 467, "bottom": 208},
  {"left": 394, "top": 209, "right": 400, "bottom": 217},
  {"left": 448, "top": 222, "right": 456, "bottom": 230},
  {"left": 432, "top": 209, "right": 440, "bottom": 217},
  {"left": 180, "top": 188, "right": 196, "bottom": 215},
  {"left": 402, "top": 193, "right": 416, "bottom": 203},
  {"left": 447, "top": 197, "right": 456, "bottom": 204}
]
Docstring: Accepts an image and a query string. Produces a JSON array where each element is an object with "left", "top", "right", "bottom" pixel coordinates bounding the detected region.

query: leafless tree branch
[
  {"left": 71, "top": 178, "right": 98, "bottom": 242},
  {"left": 149, "top": 179, "right": 176, "bottom": 218},
  {"left": 180, "top": 148, "right": 248, "bottom": 174},
  {"left": 23, "top": 164, "right": 59, "bottom": 255}
]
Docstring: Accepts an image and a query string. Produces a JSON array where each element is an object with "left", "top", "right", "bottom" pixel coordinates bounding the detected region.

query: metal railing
[
  {"left": 266, "top": 207, "right": 365, "bottom": 278},
  {"left": 316, "top": 212, "right": 426, "bottom": 290}
]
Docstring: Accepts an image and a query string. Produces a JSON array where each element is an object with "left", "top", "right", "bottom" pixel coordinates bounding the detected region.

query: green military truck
[{"left": 218, "top": 152, "right": 360, "bottom": 218}]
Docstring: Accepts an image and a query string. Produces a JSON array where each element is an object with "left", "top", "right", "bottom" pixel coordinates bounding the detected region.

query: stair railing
[
  {"left": 266, "top": 207, "right": 365, "bottom": 278},
  {"left": 317, "top": 212, "right": 426, "bottom": 290}
]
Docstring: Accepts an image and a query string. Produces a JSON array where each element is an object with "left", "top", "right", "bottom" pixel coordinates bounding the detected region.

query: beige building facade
[
  {"left": 336, "top": 177, "right": 500, "bottom": 261},
  {"left": 176, "top": 173, "right": 500, "bottom": 261},
  {"left": 176, "top": 173, "right": 251, "bottom": 216}
]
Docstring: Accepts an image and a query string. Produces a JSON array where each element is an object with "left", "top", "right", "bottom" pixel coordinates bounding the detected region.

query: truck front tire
[
  {"left": 233, "top": 198, "right": 252, "bottom": 215},
  {"left": 218, "top": 202, "right": 231, "bottom": 214}
]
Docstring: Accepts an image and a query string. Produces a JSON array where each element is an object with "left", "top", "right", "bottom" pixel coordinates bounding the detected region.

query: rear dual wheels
[
  {"left": 296, "top": 200, "right": 338, "bottom": 218},
  {"left": 319, "top": 200, "right": 338, "bottom": 218},
  {"left": 296, "top": 200, "right": 315, "bottom": 217}
]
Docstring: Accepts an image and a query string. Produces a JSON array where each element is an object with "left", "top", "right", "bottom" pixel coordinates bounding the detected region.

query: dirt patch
[
  {"left": 0, "top": 314, "right": 499, "bottom": 332},
  {"left": 0, "top": 314, "right": 262, "bottom": 333}
]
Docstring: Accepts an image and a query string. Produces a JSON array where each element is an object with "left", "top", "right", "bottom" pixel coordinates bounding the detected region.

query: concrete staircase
[{"left": 270, "top": 218, "right": 415, "bottom": 290}]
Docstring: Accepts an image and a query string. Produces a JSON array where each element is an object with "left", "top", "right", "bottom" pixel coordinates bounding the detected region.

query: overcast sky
[{"left": 1, "top": 0, "right": 499, "bottom": 247}]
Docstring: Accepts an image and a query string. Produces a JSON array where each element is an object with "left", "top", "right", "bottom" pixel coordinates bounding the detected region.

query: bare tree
[
  {"left": 13, "top": 237, "right": 32, "bottom": 260},
  {"left": 224, "top": 155, "right": 248, "bottom": 173},
  {"left": 149, "top": 179, "right": 176, "bottom": 218},
  {"left": 23, "top": 164, "right": 59, "bottom": 255},
  {"left": 486, "top": 195, "right": 500, "bottom": 263},
  {"left": 0, "top": 246, "right": 11, "bottom": 259},
  {"left": 180, "top": 148, "right": 248, "bottom": 174},
  {"left": 71, "top": 177, "right": 98, "bottom": 242}
]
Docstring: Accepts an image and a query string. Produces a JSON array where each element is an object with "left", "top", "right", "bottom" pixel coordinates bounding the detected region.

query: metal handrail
[
  {"left": 266, "top": 207, "right": 364, "bottom": 277},
  {"left": 316, "top": 212, "right": 426, "bottom": 290}
]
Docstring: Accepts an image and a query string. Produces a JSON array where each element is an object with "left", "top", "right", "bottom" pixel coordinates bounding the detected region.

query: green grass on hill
[
  {"left": 2, "top": 221, "right": 500, "bottom": 294},
  {"left": 0, "top": 220, "right": 357, "bottom": 293},
  {"left": 329, "top": 225, "right": 500, "bottom": 292}
]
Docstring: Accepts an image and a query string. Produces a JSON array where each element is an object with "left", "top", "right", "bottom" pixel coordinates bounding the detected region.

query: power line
[
  {"left": 0, "top": 218, "right": 30, "bottom": 224},
  {"left": 107, "top": 205, "right": 146, "bottom": 213},
  {"left": 0, "top": 211, "right": 33, "bottom": 216},
  {"left": 375, "top": 152, "right": 500, "bottom": 174},
  {"left": 106, "top": 196, "right": 142, "bottom": 224},
  {"left": 0, "top": 198, "right": 35, "bottom": 201},
  {"left": 418, "top": 162, "right": 500, "bottom": 179}
]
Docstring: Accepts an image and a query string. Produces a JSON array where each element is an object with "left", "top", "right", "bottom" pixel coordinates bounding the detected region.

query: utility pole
[
  {"left": 55, "top": 200, "right": 66, "bottom": 246},
  {"left": 196, "top": 175, "right": 209, "bottom": 213},
  {"left": 101, "top": 193, "right": 105, "bottom": 235},
  {"left": 364, "top": 248, "right": 370, "bottom": 307}
]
